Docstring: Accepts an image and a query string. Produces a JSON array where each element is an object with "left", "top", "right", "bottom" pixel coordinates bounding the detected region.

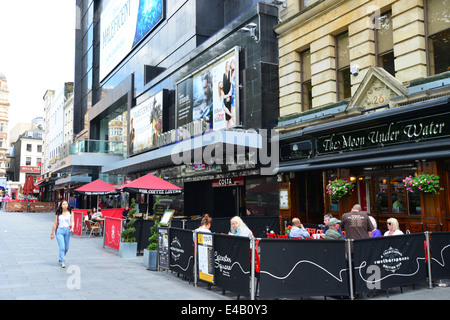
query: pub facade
[{"left": 274, "top": 0, "right": 450, "bottom": 232}]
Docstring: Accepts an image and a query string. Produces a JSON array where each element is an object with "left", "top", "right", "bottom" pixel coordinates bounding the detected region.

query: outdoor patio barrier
[
  {"left": 157, "top": 229, "right": 450, "bottom": 300},
  {"left": 103, "top": 216, "right": 123, "bottom": 250}
]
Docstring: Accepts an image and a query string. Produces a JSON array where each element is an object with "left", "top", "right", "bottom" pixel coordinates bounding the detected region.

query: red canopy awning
[
  {"left": 118, "top": 174, "right": 182, "bottom": 195},
  {"left": 74, "top": 179, "right": 118, "bottom": 195}
]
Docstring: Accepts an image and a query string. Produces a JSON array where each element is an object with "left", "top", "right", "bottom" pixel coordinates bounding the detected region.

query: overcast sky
[{"left": 0, "top": 0, "right": 76, "bottom": 136}]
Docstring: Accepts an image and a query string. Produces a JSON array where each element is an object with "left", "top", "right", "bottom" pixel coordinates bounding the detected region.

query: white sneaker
[{"left": 61, "top": 263, "right": 66, "bottom": 268}]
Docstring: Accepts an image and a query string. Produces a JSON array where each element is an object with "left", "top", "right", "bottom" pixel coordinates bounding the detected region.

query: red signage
[
  {"left": 20, "top": 166, "right": 41, "bottom": 173},
  {"left": 212, "top": 177, "right": 245, "bottom": 188}
]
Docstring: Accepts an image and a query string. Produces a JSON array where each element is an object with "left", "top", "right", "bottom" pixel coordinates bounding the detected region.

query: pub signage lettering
[{"left": 317, "top": 112, "right": 450, "bottom": 155}]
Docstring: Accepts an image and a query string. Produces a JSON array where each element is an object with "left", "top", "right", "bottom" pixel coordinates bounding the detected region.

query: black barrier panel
[
  {"left": 134, "top": 219, "right": 155, "bottom": 252},
  {"left": 430, "top": 232, "right": 450, "bottom": 280},
  {"left": 259, "top": 239, "right": 349, "bottom": 299},
  {"left": 169, "top": 228, "right": 194, "bottom": 279},
  {"left": 353, "top": 233, "right": 427, "bottom": 294},
  {"left": 213, "top": 234, "right": 251, "bottom": 298}
]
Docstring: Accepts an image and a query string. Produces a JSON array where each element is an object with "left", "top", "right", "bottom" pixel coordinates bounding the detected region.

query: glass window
[
  {"left": 301, "top": 50, "right": 312, "bottom": 111},
  {"left": 336, "top": 32, "right": 351, "bottom": 100},
  {"left": 374, "top": 176, "right": 389, "bottom": 212},
  {"left": 390, "top": 175, "right": 405, "bottom": 213},
  {"left": 26, "top": 157, "right": 31, "bottom": 166},
  {"left": 427, "top": 0, "right": 450, "bottom": 75},
  {"left": 26, "top": 144, "right": 32, "bottom": 152},
  {"left": 376, "top": 11, "right": 395, "bottom": 76}
]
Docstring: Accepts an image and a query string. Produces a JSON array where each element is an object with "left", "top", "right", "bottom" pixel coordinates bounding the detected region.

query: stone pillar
[
  {"left": 310, "top": 35, "right": 337, "bottom": 109},
  {"left": 392, "top": 0, "right": 427, "bottom": 82},
  {"left": 348, "top": 16, "right": 376, "bottom": 96},
  {"left": 279, "top": 51, "right": 301, "bottom": 117}
]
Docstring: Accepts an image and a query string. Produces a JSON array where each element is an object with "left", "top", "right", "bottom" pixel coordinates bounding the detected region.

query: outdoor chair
[
  {"left": 85, "top": 220, "right": 101, "bottom": 238},
  {"left": 267, "top": 233, "right": 277, "bottom": 238}
]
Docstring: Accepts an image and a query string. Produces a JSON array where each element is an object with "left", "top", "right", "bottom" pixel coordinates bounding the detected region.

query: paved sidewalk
[
  {"left": 0, "top": 210, "right": 234, "bottom": 300},
  {"left": 1, "top": 210, "right": 449, "bottom": 301}
]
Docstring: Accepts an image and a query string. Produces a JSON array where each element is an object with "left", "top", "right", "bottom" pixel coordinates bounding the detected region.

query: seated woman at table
[
  {"left": 228, "top": 216, "right": 253, "bottom": 238},
  {"left": 384, "top": 218, "right": 404, "bottom": 236},
  {"left": 84, "top": 210, "right": 93, "bottom": 223},
  {"left": 289, "top": 218, "right": 309, "bottom": 239},
  {"left": 193, "top": 214, "right": 212, "bottom": 240}
]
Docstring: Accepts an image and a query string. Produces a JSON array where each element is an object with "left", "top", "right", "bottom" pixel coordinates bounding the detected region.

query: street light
[{"left": 238, "top": 22, "right": 259, "bottom": 42}]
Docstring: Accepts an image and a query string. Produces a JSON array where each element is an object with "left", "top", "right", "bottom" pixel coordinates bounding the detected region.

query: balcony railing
[{"left": 71, "top": 140, "right": 124, "bottom": 155}]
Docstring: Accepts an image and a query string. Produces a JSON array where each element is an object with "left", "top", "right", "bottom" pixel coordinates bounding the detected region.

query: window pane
[
  {"left": 337, "top": 32, "right": 350, "bottom": 69},
  {"left": 338, "top": 67, "right": 351, "bottom": 100},
  {"left": 301, "top": 50, "right": 311, "bottom": 81},
  {"left": 429, "top": 28, "right": 450, "bottom": 75},
  {"left": 427, "top": 0, "right": 450, "bottom": 35},
  {"left": 407, "top": 190, "right": 421, "bottom": 215},
  {"left": 390, "top": 176, "right": 405, "bottom": 213},
  {"left": 375, "top": 177, "right": 389, "bottom": 212},
  {"left": 377, "top": 12, "right": 393, "bottom": 54},
  {"left": 379, "top": 50, "right": 395, "bottom": 76},
  {"left": 302, "top": 80, "right": 312, "bottom": 110}
]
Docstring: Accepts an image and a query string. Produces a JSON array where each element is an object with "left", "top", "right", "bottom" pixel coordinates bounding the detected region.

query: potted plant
[
  {"left": 119, "top": 198, "right": 138, "bottom": 258},
  {"left": 403, "top": 174, "right": 444, "bottom": 195},
  {"left": 326, "top": 179, "right": 354, "bottom": 200},
  {"left": 143, "top": 197, "right": 161, "bottom": 270}
]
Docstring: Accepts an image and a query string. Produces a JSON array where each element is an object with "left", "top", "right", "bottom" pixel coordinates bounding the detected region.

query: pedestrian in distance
[{"left": 50, "top": 200, "right": 74, "bottom": 268}]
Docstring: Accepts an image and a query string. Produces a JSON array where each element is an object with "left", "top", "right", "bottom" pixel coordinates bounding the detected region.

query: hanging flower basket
[
  {"left": 403, "top": 174, "right": 444, "bottom": 195},
  {"left": 326, "top": 179, "right": 354, "bottom": 200}
]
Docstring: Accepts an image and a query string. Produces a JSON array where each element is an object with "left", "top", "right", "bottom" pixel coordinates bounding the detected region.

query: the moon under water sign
[
  {"left": 170, "top": 236, "right": 184, "bottom": 261},
  {"left": 374, "top": 247, "right": 410, "bottom": 273}
]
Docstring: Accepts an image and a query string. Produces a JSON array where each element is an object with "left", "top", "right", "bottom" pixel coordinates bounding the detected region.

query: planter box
[
  {"left": 119, "top": 242, "right": 137, "bottom": 258},
  {"left": 143, "top": 249, "right": 158, "bottom": 270}
]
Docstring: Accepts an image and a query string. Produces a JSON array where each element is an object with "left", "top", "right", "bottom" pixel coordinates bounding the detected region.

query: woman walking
[{"left": 50, "top": 200, "right": 74, "bottom": 268}]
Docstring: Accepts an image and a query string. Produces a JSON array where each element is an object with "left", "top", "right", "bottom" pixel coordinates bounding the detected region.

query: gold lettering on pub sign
[{"left": 318, "top": 115, "right": 448, "bottom": 154}]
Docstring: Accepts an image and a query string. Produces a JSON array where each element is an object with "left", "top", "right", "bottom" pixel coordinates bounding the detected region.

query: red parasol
[
  {"left": 74, "top": 179, "right": 118, "bottom": 195},
  {"left": 23, "top": 176, "right": 35, "bottom": 195},
  {"left": 117, "top": 174, "right": 182, "bottom": 195}
]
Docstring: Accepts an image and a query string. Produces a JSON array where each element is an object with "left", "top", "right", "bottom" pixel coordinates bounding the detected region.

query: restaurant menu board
[
  {"left": 158, "top": 228, "right": 169, "bottom": 269},
  {"left": 159, "top": 209, "right": 175, "bottom": 226},
  {"left": 197, "top": 233, "right": 214, "bottom": 284}
]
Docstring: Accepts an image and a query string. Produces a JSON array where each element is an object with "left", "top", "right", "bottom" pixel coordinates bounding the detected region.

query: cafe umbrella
[
  {"left": 22, "top": 175, "right": 35, "bottom": 195},
  {"left": 74, "top": 179, "right": 118, "bottom": 209},
  {"left": 117, "top": 173, "right": 182, "bottom": 215}
]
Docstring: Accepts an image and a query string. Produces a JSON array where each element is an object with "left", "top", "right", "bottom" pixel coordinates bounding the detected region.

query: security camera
[{"left": 350, "top": 65, "right": 360, "bottom": 76}]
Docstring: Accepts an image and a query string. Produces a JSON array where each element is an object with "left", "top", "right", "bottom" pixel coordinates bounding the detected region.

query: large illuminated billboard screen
[{"left": 100, "top": 0, "right": 164, "bottom": 81}]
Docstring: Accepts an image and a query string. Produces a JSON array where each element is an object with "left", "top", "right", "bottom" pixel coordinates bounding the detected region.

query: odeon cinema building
[{"left": 63, "top": 0, "right": 281, "bottom": 219}]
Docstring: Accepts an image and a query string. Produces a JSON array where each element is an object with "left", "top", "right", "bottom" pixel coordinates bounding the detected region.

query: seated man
[
  {"left": 324, "top": 218, "right": 345, "bottom": 240},
  {"left": 289, "top": 218, "right": 310, "bottom": 239}
]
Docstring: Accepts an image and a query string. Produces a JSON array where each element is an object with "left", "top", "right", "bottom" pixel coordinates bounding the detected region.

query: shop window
[
  {"left": 336, "top": 32, "right": 351, "bottom": 100},
  {"left": 301, "top": 50, "right": 312, "bottom": 111},
  {"left": 426, "top": 0, "right": 450, "bottom": 75},
  {"left": 374, "top": 176, "right": 389, "bottom": 212},
  {"left": 372, "top": 173, "right": 421, "bottom": 215},
  {"left": 376, "top": 11, "right": 395, "bottom": 76}
]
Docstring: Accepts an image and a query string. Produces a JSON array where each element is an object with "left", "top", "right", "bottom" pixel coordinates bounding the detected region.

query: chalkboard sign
[{"left": 158, "top": 228, "right": 170, "bottom": 269}]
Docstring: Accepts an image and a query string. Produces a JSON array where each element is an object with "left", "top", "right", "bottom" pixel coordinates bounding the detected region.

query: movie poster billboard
[
  {"left": 100, "top": 0, "right": 164, "bottom": 81},
  {"left": 176, "top": 47, "right": 239, "bottom": 130},
  {"left": 129, "top": 90, "right": 164, "bottom": 155}
]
